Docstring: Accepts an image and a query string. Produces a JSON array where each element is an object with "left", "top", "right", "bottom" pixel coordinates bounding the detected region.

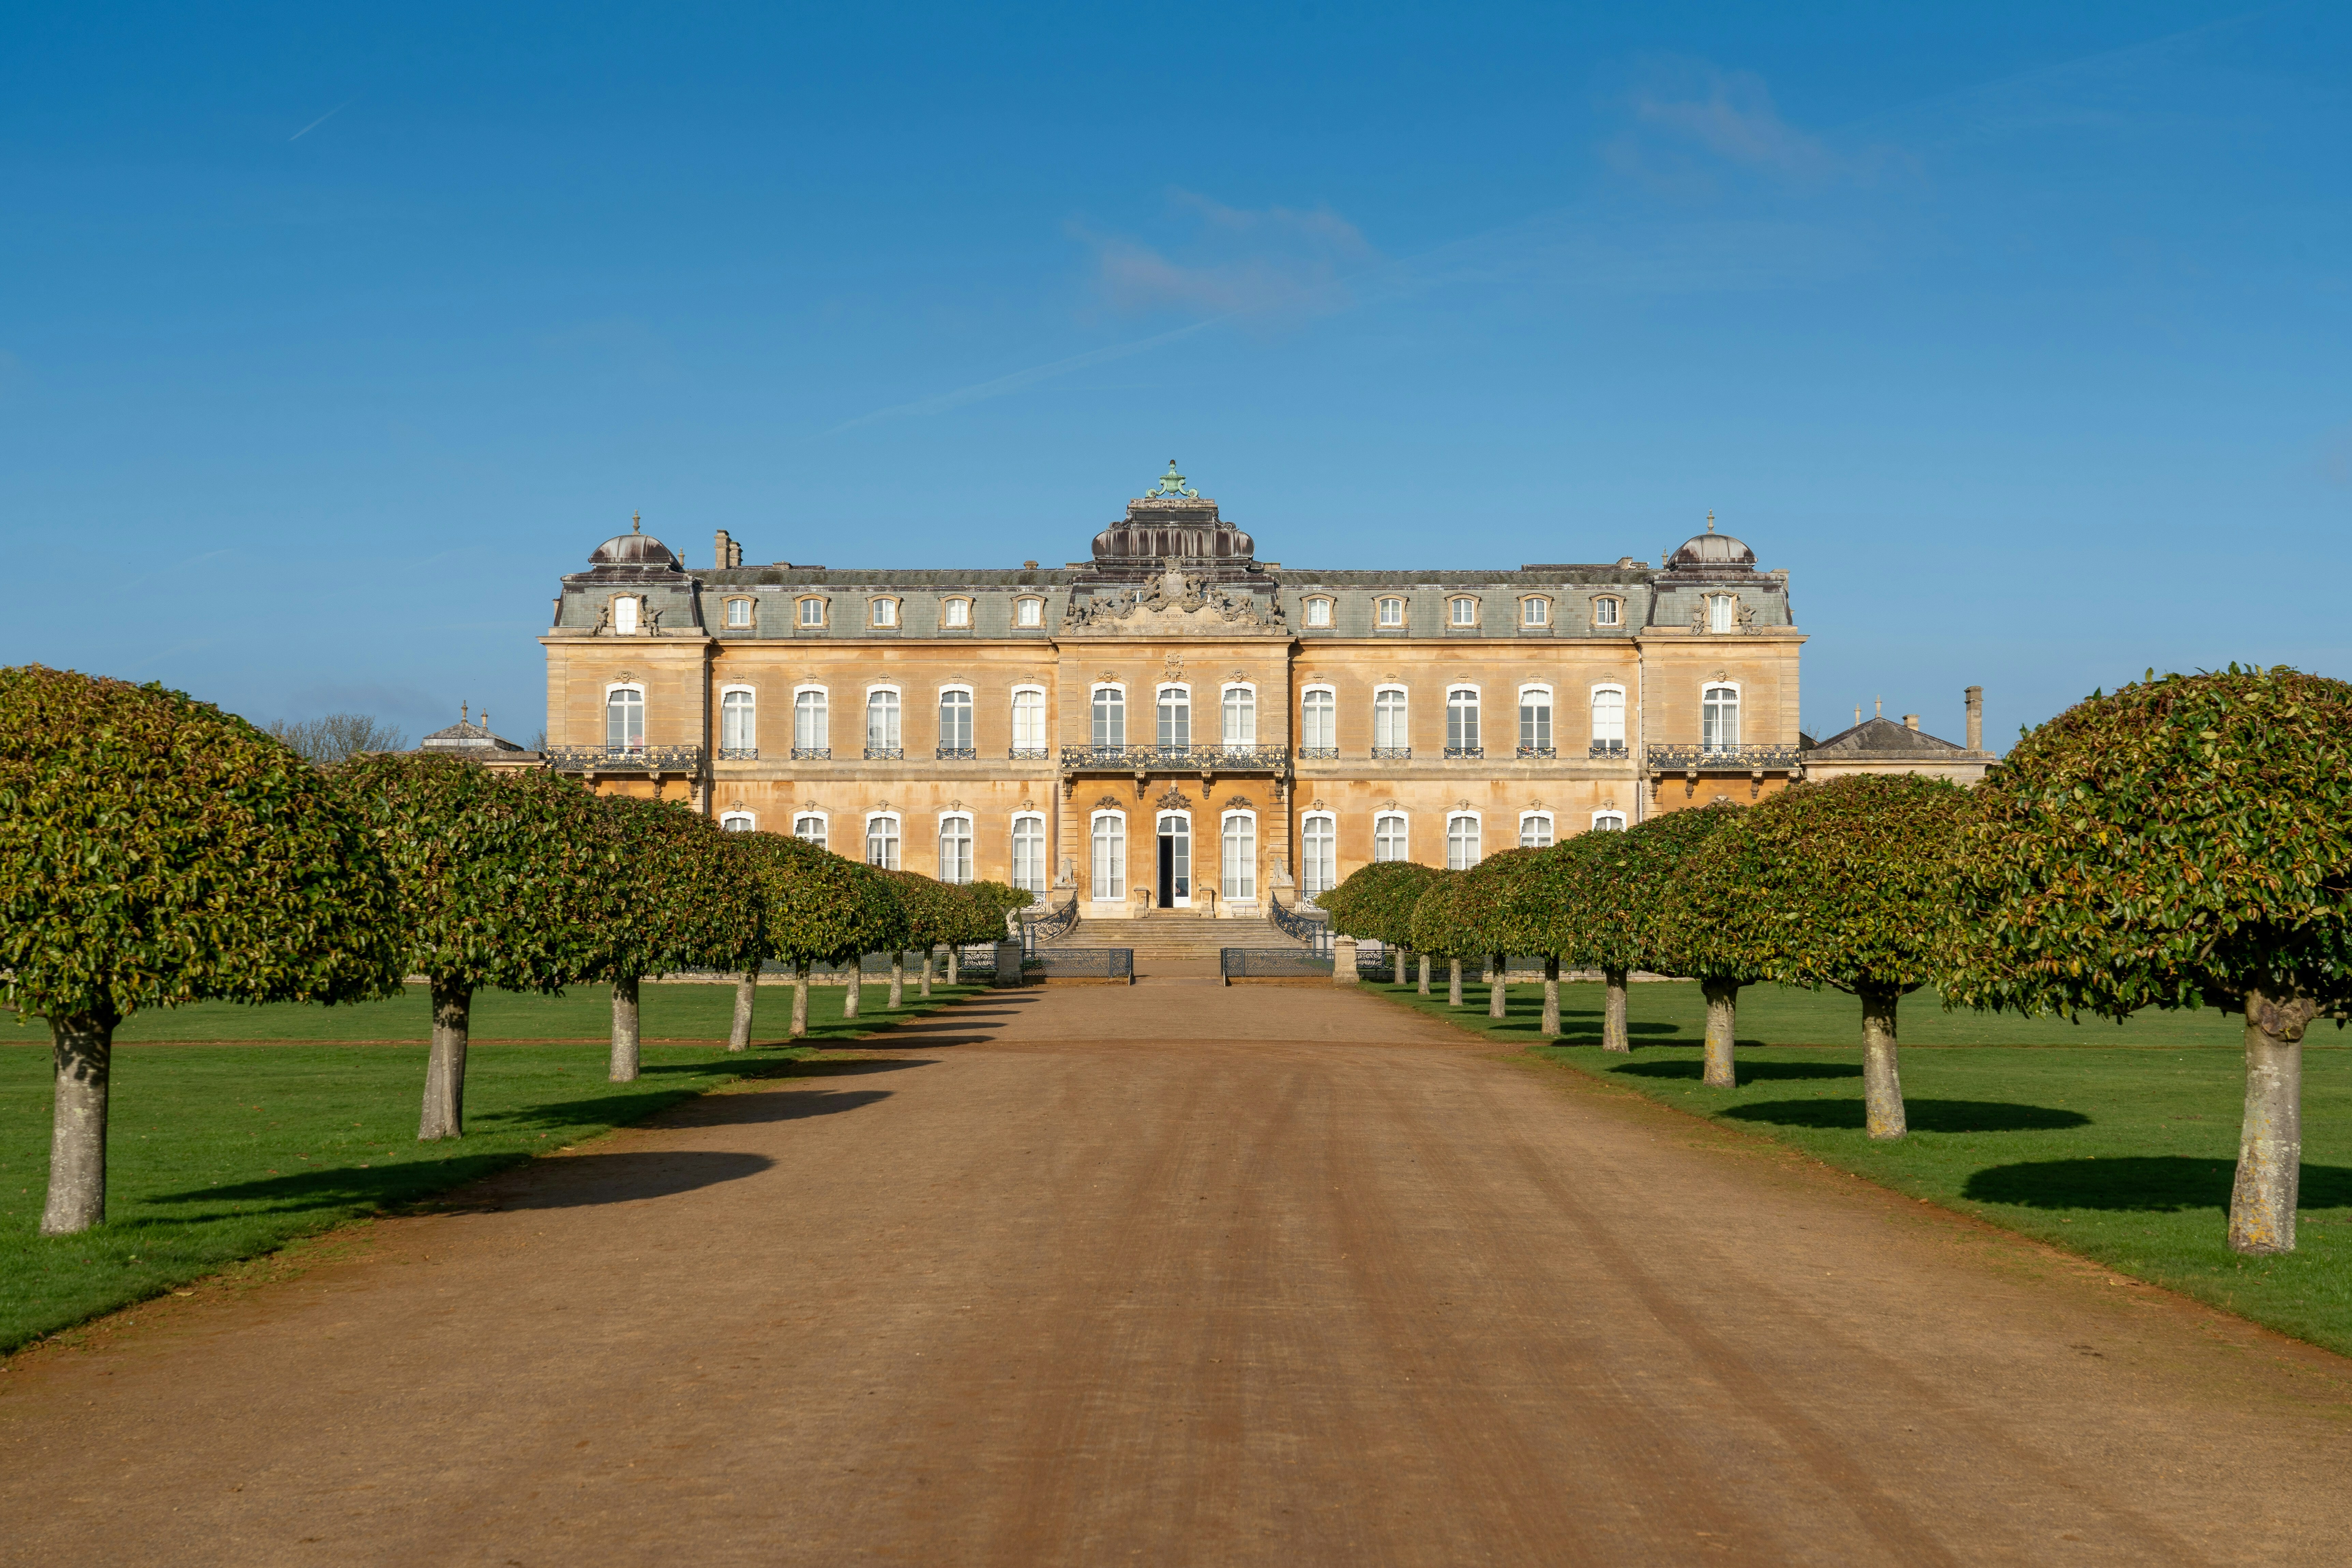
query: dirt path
[{"left": 5, "top": 982, "right": 2350, "bottom": 1565}]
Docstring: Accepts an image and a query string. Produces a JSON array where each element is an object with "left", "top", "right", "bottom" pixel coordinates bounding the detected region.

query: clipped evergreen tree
[
  {"left": 336, "top": 752, "right": 613, "bottom": 1139},
  {"left": 878, "top": 869, "right": 970, "bottom": 1003},
  {"left": 1945, "top": 668, "right": 2352, "bottom": 1254},
  {"left": 1617, "top": 804, "right": 1752, "bottom": 1079},
  {"left": 1459, "top": 849, "right": 1551, "bottom": 1027},
  {"left": 739, "top": 833, "right": 906, "bottom": 1037},
  {"left": 953, "top": 881, "right": 1029, "bottom": 983},
  {"left": 1322, "top": 862, "right": 1437, "bottom": 984},
  {"left": 1681, "top": 775, "right": 1970, "bottom": 1139},
  {"left": 1407, "top": 869, "right": 1473, "bottom": 1006},
  {"left": 0, "top": 668, "right": 405, "bottom": 1233},
  {"left": 591, "top": 796, "right": 764, "bottom": 1081}
]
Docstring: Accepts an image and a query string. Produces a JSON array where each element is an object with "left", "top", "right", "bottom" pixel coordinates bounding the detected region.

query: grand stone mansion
[{"left": 540, "top": 464, "right": 1806, "bottom": 915}]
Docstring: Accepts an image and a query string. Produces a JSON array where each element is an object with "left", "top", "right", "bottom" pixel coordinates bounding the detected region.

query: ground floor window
[
  {"left": 866, "top": 814, "right": 900, "bottom": 870},
  {"left": 1012, "top": 816, "right": 1046, "bottom": 893},
  {"left": 1091, "top": 813, "right": 1126, "bottom": 900},
  {"left": 1221, "top": 814, "right": 1256, "bottom": 901},
  {"left": 793, "top": 814, "right": 827, "bottom": 848},
  {"left": 1519, "top": 813, "right": 1553, "bottom": 848},
  {"left": 1374, "top": 813, "right": 1408, "bottom": 862},
  {"left": 1446, "top": 813, "right": 1481, "bottom": 870},
  {"left": 719, "top": 812, "right": 755, "bottom": 833},
  {"left": 1592, "top": 811, "right": 1627, "bottom": 832},
  {"left": 938, "top": 815, "right": 973, "bottom": 884},
  {"left": 1301, "top": 815, "right": 1336, "bottom": 900}
]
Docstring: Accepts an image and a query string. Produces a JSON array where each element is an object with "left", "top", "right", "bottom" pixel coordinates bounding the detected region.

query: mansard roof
[{"left": 1808, "top": 716, "right": 1968, "bottom": 756}]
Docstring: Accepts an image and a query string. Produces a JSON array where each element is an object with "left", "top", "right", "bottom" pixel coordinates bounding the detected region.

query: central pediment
[{"left": 1061, "top": 563, "right": 1287, "bottom": 639}]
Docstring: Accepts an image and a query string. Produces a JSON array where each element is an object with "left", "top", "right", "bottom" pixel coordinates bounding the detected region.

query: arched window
[
  {"left": 938, "top": 689, "right": 973, "bottom": 756},
  {"left": 720, "top": 688, "right": 756, "bottom": 756},
  {"left": 1591, "top": 685, "right": 1627, "bottom": 755},
  {"left": 719, "top": 812, "right": 755, "bottom": 832},
  {"left": 1593, "top": 596, "right": 1622, "bottom": 628},
  {"left": 612, "top": 596, "right": 640, "bottom": 636},
  {"left": 1519, "top": 812, "right": 1554, "bottom": 848},
  {"left": 1221, "top": 685, "right": 1255, "bottom": 751},
  {"left": 1300, "top": 688, "right": 1336, "bottom": 754},
  {"left": 793, "top": 812, "right": 827, "bottom": 848},
  {"left": 1521, "top": 597, "right": 1549, "bottom": 627},
  {"left": 1091, "top": 812, "right": 1126, "bottom": 900},
  {"left": 865, "top": 813, "right": 900, "bottom": 870},
  {"left": 1702, "top": 685, "right": 1740, "bottom": 752},
  {"left": 866, "top": 689, "right": 901, "bottom": 756},
  {"left": 1449, "top": 596, "right": 1478, "bottom": 626},
  {"left": 1373, "top": 687, "right": 1409, "bottom": 754},
  {"left": 1091, "top": 687, "right": 1125, "bottom": 751},
  {"left": 725, "top": 598, "right": 752, "bottom": 628},
  {"left": 1446, "top": 812, "right": 1481, "bottom": 871},
  {"left": 1518, "top": 686, "right": 1553, "bottom": 756},
  {"left": 1221, "top": 812, "right": 1257, "bottom": 901},
  {"left": 941, "top": 597, "right": 971, "bottom": 629},
  {"left": 1015, "top": 597, "right": 1044, "bottom": 628},
  {"left": 1303, "top": 597, "right": 1333, "bottom": 628},
  {"left": 871, "top": 597, "right": 899, "bottom": 628},
  {"left": 1157, "top": 685, "right": 1191, "bottom": 751},
  {"left": 1707, "top": 594, "right": 1736, "bottom": 634},
  {"left": 1592, "top": 811, "right": 1627, "bottom": 832},
  {"left": 798, "top": 596, "right": 826, "bottom": 627},
  {"left": 1377, "top": 597, "right": 1405, "bottom": 627},
  {"left": 937, "top": 814, "right": 973, "bottom": 884},
  {"left": 1446, "top": 687, "right": 1481, "bottom": 756},
  {"left": 605, "top": 687, "right": 644, "bottom": 751},
  {"left": 1011, "top": 688, "right": 1047, "bottom": 756},
  {"left": 1374, "top": 812, "right": 1408, "bottom": 863},
  {"left": 1300, "top": 814, "right": 1336, "bottom": 902},
  {"left": 794, "top": 688, "right": 829, "bottom": 755},
  {"left": 1011, "top": 815, "right": 1047, "bottom": 894}
]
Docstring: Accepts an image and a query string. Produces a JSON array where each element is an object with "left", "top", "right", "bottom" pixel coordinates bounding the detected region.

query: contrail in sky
[{"left": 289, "top": 101, "right": 352, "bottom": 142}]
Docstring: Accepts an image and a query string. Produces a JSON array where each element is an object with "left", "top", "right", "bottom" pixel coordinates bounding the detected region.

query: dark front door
[{"left": 1157, "top": 833, "right": 1176, "bottom": 908}]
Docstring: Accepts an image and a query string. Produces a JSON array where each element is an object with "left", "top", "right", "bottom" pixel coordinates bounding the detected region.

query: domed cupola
[
  {"left": 1668, "top": 513, "right": 1756, "bottom": 569},
  {"left": 588, "top": 513, "right": 680, "bottom": 569},
  {"left": 1090, "top": 461, "right": 1256, "bottom": 575}
]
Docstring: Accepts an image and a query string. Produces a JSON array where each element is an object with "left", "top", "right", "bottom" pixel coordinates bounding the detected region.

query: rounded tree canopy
[
  {"left": 1678, "top": 775, "right": 1970, "bottom": 996},
  {"left": 1613, "top": 803, "right": 1753, "bottom": 979},
  {"left": 333, "top": 752, "right": 614, "bottom": 995},
  {"left": 0, "top": 666, "right": 404, "bottom": 1024},
  {"left": 959, "top": 880, "right": 1031, "bottom": 943},
  {"left": 1406, "top": 869, "right": 1472, "bottom": 958},
  {"left": 591, "top": 795, "right": 765, "bottom": 978},
  {"left": 876, "top": 867, "right": 974, "bottom": 951},
  {"left": 1455, "top": 847, "right": 1549, "bottom": 958},
  {"left": 1321, "top": 862, "right": 1438, "bottom": 949},
  {"left": 739, "top": 832, "right": 908, "bottom": 966},
  {"left": 1946, "top": 667, "right": 2352, "bottom": 1019}
]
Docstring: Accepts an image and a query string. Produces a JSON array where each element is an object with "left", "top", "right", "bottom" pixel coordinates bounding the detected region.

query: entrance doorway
[{"left": 1156, "top": 813, "right": 1191, "bottom": 908}]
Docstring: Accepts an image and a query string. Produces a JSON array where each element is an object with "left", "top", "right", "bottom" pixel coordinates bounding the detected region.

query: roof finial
[
  {"left": 1147, "top": 460, "right": 1198, "bottom": 500},
  {"left": 461, "top": 702, "right": 469, "bottom": 724},
  {"left": 1874, "top": 695, "right": 1883, "bottom": 718},
  {"left": 1706, "top": 510, "right": 1715, "bottom": 533},
  {"left": 632, "top": 511, "right": 642, "bottom": 533}
]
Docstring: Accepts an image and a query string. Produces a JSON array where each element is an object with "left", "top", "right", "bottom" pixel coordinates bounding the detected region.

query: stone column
[
  {"left": 1332, "top": 936, "right": 1359, "bottom": 985},
  {"left": 991, "top": 939, "right": 1025, "bottom": 988}
]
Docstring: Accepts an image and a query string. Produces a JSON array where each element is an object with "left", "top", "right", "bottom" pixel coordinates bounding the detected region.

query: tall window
[
  {"left": 1446, "top": 813, "right": 1482, "bottom": 871},
  {"left": 1301, "top": 816, "right": 1336, "bottom": 901},
  {"left": 1594, "top": 597, "right": 1621, "bottom": 627},
  {"left": 1449, "top": 597, "right": 1478, "bottom": 626},
  {"left": 1707, "top": 595, "right": 1735, "bottom": 634},
  {"left": 720, "top": 689, "right": 755, "bottom": 753},
  {"left": 605, "top": 688, "right": 643, "bottom": 751},
  {"left": 938, "top": 689, "right": 973, "bottom": 751},
  {"left": 1446, "top": 688, "right": 1480, "bottom": 753},
  {"left": 1091, "top": 813, "right": 1125, "bottom": 899},
  {"left": 1157, "top": 686, "right": 1190, "bottom": 750},
  {"left": 725, "top": 598, "right": 751, "bottom": 628},
  {"left": 865, "top": 815, "right": 900, "bottom": 870},
  {"left": 1591, "top": 687, "right": 1626, "bottom": 751},
  {"left": 1520, "top": 814, "right": 1554, "bottom": 848},
  {"left": 794, "top": 813, "right": 827, "bottom": 848},
  {"left": 1374, "top": 688, "right": 1408, "bottom": 751},
  {"left": 1015, "top": 598, "right": 1043, "bottom": 628},
  {"left": 1377, "top": 597, "right": 1404, "bottom": 627},
  {"left": 866, "top": 690, "right": 901, "bottom": 751},
  {"left": 1374, "top": 813, "right": 1408, "bottom": 862},
  {"left": 942, "top": 598, "right": 970, "bottom": 628},
  {"left": 794, "top": 689, "right": 828, "bottom": 751},
  {"left": 938, "top": 815, "right": 973, "bottom": 883},
  {"left": 1221, "top": 814, "right": 1256, "bottom": 901},
  {"left": 1092, "top": 687, "right": 1125, "bottom": 749},
  {"left": 1301, "top": 689, "right": 1335, "bottom": 751},
  {"left": 1304, "top": 598, "right": 1332, "bottom": 627},
  {"left": 1702, "top": 685, "right": 1740, "bottom": 752},
  {"left": 1221, "top": 686, "right": 1255, "bottom": 751},
  {"left": 612, "top": 597, "right": 640, "bottom": 635},
  {"left": 1012, "top": 816, "right": 1046, "bottom": 893},
  {"left": 1518, "top": 688, "right": 1552, "bottom": 753},
  {"left": 799, "top": 597, "right": 825, "bottom": 627},
  {"left": 1012, "top": 689, "right": 1046, "bottom": 752},
  {"left": 1593, "top": 811, "right": 1627, "bottom": 832}
]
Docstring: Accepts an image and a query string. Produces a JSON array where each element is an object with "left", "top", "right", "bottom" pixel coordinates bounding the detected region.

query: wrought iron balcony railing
[
  {"left": 1589, "top": 739, "right": 1629, "bottom": 758},
  {"left": 790, "top": 746, "right": 831, "bottom": 761},
  {"left": 1370, "top": 746, "right": 1413, "bottom": 761},
  {"left": 547, "top": 744, "right": 705, "bottom": 773},
  {"left": 1516, "top": 745, "right": 1557, "bottom": 759},
  {"left": 1006, "top": 747, "right": 1052, "bottom": 761},
  {"left": 1056, "top": 745, "right": 1291, "bottom": 771},
  {"left": 716, "top": 747, "right": 760, "bottom": 761},
  {"left": 863, "top": 746, "right": 904, "bottom": 761},
  {"left": 1296, "top": 746, "right": 1339, "bottom": 761},
  {"left": 1444, "top": 745, "right": 1485, "bottom": 760},
  {"left": 936, "top": 746, "right": 977, "bottom": 761},
  {"left": 1645, "top": 743, "right": 1805, "bottom": 772}
]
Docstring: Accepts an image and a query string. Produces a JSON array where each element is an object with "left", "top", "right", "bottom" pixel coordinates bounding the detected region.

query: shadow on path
[
  {"left": 1964, "top": 1156, "right": 2352, "bottom": 1212},
  {"left": 488, "top": 1150, "right": 777, "bottom": 1209}
]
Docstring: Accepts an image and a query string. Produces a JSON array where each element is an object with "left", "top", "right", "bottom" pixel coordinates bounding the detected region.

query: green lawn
[
  {"left": 1368, "top": 979, "right": 2352, "bottom": 1359},
  {"left": 1, "top": 982, "right": 979, "bottom": 1354}
]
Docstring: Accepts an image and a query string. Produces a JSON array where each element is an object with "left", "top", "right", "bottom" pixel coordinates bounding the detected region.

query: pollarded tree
[
  {"left": 591, "top": 797, "right": 764, "bottom": 1081},
  {"left": 878, "top": 869, "right": 971, "bottom": 1003},
  {"left": 1944, "top": 667, "right": 2352, "bottom": 1255},
  {"left": 1408, "top": 870, "right": 1472, "bottom": 1006},
  {"left": 1679, "top": 775, "right": 1970, "bottom": 1139},
  {"left": 1460, "top": 849, "right": 1555, "bottom": 1029},
  {"left": 1322, "top": 862, "right": 1437, "bottom": 986},
  {"left": 0, "top": 668, "right": 405, "bottom": 1231},
  {"left": 739, "top": 833, "right": 907, "bottom": 1037},
  {"left": 335, "top": 752, "right": 615, "bottom": 1139},
  {"left": 1625, "top": 804, "right": 1755, "bottom": 1083},
  {"left": 955, "top": 880, "right": 1031, "bottom": 983}
]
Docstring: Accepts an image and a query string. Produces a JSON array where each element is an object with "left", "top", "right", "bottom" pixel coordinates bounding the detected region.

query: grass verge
[
  {"left": 2, "top": 981, "right": 980, "bottom": 1354},
  {"left": 1366, "top": 978, "right": 2352, "bottom": 1359}
]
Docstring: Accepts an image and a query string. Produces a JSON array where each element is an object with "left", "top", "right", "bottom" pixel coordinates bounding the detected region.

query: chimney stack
[
  {"left": 714, "top": 529, "right": 742, "bottom": 569},
  {"left": 1965, "top": 686, "right": 1984, "bottom": 751},
  {"left": 1902, "top": 714, "right": 1919, "bottom": 731}
]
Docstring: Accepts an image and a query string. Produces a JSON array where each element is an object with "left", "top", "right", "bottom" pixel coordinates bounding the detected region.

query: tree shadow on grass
[
  {"left": 1721, "top": 1099, "right": 2091, "bottom": 1133},
  {"left": 1963, "top": 1157, "right": 2352, "bottom": 1212},
  {"left": 1613, "top": 1059, "right": 1863, "bottom": 1082}
]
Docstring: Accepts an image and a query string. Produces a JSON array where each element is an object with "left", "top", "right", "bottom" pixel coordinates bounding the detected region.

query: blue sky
[{"left": 5, "top": 2, "right": 2347, "bottom": 749}]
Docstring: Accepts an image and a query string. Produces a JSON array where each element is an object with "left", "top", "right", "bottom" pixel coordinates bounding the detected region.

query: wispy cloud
[
  {"left": 289, "top": 100, "right": 353, "bottom": 142},
  {"left": 1077, "top": 190, "right": 1378, "bottom": 319},
  {"left": 1605, "top": 60, "right": 1902, "bottom": 191}
]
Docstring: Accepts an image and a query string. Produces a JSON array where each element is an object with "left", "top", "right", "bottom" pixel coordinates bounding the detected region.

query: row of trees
[
  {"left": 1323, "top": 667, "right": 2352, "bottom": 1257},
  {"left": 0, "top": 668, "right": 1026, "bottom": 1235}
]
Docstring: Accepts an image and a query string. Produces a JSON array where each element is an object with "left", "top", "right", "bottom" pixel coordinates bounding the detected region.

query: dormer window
[
  {"left": 798, "top": 597, "right": 826, "bottom": 628},
  {"left": 942, "top": 597, "right": 971, "bottom": 628},
  {"left": 1015, "top": 597, "right": 1044, "bottom": 628},
  {"left": 1449, "top": 596, "right": 1478, "bottom": 626},
  {"left": 871, "top": 597, "right": 899, "bottom": 628},
  {"left": 724, "top": 598, "right": 752, "bottom": 628},
  {"left": 1707, "top": 594, "right": 1735, "bottom": 634},
  {"left": 1304, "top": 597, "right": 1333, "bottom": 628},
  {"left": 612, "top": 597, "right": 640, "bottom": 635},
  {"left": 1593, "top": 596, "right": 1622, "bottom": 628},
  {"left": 1377, "top": 597, "right": 1405, "bottom": 627},
  {"left": 1520, "top": 597, "right": 1549, "bottom": 628}
]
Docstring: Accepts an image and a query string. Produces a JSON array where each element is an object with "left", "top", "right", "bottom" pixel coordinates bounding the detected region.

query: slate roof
[{"left": 1806, "top": 715, "right": 1969, "bottom": 756}]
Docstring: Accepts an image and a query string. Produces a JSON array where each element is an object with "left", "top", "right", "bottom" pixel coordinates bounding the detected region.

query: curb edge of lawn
[
  {"left": 1358, "top": 982, "right": 2352, "bottom": 1377},
  {"left": 0, "top": 986, "right": 995, "bottom": 1371}
]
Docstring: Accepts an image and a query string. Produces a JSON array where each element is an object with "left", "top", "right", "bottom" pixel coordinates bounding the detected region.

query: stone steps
[{"left": 1041, "top": 914, "right": 1318, "bottom": 962}]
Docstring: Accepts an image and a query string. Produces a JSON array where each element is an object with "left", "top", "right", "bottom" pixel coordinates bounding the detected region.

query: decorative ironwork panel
[
  {"left": 1221, "top": 948, "right": 1335, "bottom": 979},
  {"left": 1296, "top": 746, "right": 1339, "bottom": 761},
  {"left": 1589, "top": 739, "right": 1629, "bottom": 758},
  {"left": 717, "top": 748, "right": 760, "bottom": 761},
  {"left": 1444, "top": 746, "right": 1485, "bottom": 760},
  {"left": 1515, "top": 746, "right": 1557, "bottom": 759},
  {"left": 790, "top": 747, "right": 831, "bottom": 761},
  {"left": 1268, "top": 899, "right": 1332, "bottom": 952},
  {"left": 547, "top": 745, "right": 705, "bottom": 773},
  {"left": 1022, "top": 947, "right": 1134, "bottom": 981},
  {"left": 863, "top": 746, "right": 905, "bottom": 761},
  {"left": 1006, "top": 747, "right": 1052, "bottom": 762},
  {"left": 935, "top": 747, "right": 977, "bottom": 761},
  {"left": 1370, "top": 746, "right": 1413, "bottom": 761},
  {"left": 1645, "top": 744, "right": 1804, "bottom": 772}
]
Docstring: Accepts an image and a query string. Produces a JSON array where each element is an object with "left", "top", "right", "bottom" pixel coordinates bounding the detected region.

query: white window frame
[
  {"left": 1448, "top": 595, "right": 1479, "bottom": 627},
  {"left": 724, "top": 597, "right": 753, "bottom": 629},
  {"left": 864, "top": 810, "right": 902, "bottom": 870},
  {"left": 797, "top": 595, "right": 827, "bottom": 628},
  {"left": 604, "top": 682, "right": 646, "bottom": 751},
  {"left": 1445, "top": 810, "right": 1482, "bottom": 871},
  {"left": 1014, "top": 596, "right": 1045, "bottom": 628},
  {"left": 1518, "top": 810, "right": 1555, "bottom": 848},
  {"left": 1299, "top": 811, "right": 1337, "bottom": 903},
  {"left": 792, "top": 684, "right": 829, "bottom": 751},
  {"left": 1156, "top": 808, "right": 1194, "bottom": 908},
  {"left": 1373, "top": 684, "right": 1409, "bottom": 751},
  {"left": 1090, "top": 808, "right": 1127, "bottom": 903},
  {"left": 1518, "top": 684, "right": 1553, "bottom": 754},
  {"left": 719, "top": 684, "right": 757, "bottom": 753},
  {"left": 1220, "top": 682, "right": 1257, "bottom": 751},
  {"left": 1373, "top": 811, "right": 1409, "bottom": 863},
  {"left": 865, "top": 684, "right": 903, "bottom": 751},
  {"left": 1299, "top": 685, "right": 1337, "bottom": 751},
  {"left": 793, "top": 810, "right": 828, "bottom": 848},
  {"left": 941, "top": 596, "right": 972, "bottom": 629},
  {"left": 1592, "top": 595, "right": 1623, "bottom": 628},
  {"left": 1591, "top": 810, "right": 1628, "bottom": 832},
  {"left": 1155, "top": 683, "right": 1193, "bottom": 751},
  {"left": 1520, "top": 596, "right": 1550, "bottom": 628},
  {"left": 719, "top": 811, "right": 756, "bottom": 833},
  {"left": 936, "top": 811, "right": 974, "bottom": 884},
  {"left": 1376, "top": 596, "right": 1405, "bottom": 628},
  {"left": 1303, "top": 596, "right": 1334, "bottom": 628},
  {"left": 1220, "top": 808, "right": 1258, "bottom": 903},
  {"left": 1010, "top": 685, "right": 1048, "bottom": 753},
  {"left": 1707, "top": 594, "right": 1736, "bottom": 634},
  {"left": 937, "top": 684, "right": 975, "bottom": 751},
  {"left": 1702, "top": 680, "right": 1741, "bottom": 753},
  {"left": 1011, "top": 811, "right": 1048, "bottom": 895},
  {"left": 611, "top": 595, "right": 642, "bottom": 636},
  {"left": 1446, "top": 684, "right": 1481, "bottom": 753},
  {"left": 870, "top": 596, "right": 900, "bottom": 629},
  {"left": 1590, "top": 683, "right": 1628, "bottom": 748},
  {"left": 1091, "top": 682, "right": 1128, "bottom": 750}
]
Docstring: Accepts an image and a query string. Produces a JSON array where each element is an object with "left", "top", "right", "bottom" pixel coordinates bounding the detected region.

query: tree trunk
[
  {"left": 1541, "top": 957, "right": 1561, "bottom": 1039},
  {"left": 607, "top": 974, "right": 642, "bottom": 1083},
  {"left": 844, "top": 962, "right": 862, "bottom": 1020},
  {"left": 419, "top": 980, "right": 472, "bottom": 1140},
  {"left": 1394, "top": 948, "right": 1408, "bottom": 985},
  {"left": 791, "top": 961, "right": 811, "bottom": 1039},
  {"left": 1859, "top": 984, "right": 1906, "bottom": 1140},
  {"left": 888, "top": 952, "right": 905, "bottom": 1009},
  {"left": 920, "top": 948, "right": 934, "bottom": 998},
  {"left": 727, "top": 972, "right": 756, "bottom": 1053},
  {"left": 1488, "top": 954, "right": 1508, "bottom": 1020},
  {"left": 2230, "top": 987, "right": 2316, "bottom": 1255},
  {"left": 1602, "top": 968, "right": 1630, "bottom": 1053},
  {"left": 947, "top": 945, "right": 961, "bottom": 985},
  {"left": 39, "top": 1011, "right": 116, "bottom": 1236},
  {"left": 1701, "top": 977, "right": 1741, "bottom": 1089},
  {"left": 1418, "top": 953, "right": 1432, "bottom": 996},
  {"left": 1448, "top": 957, "right": 1464, "bottom": 1007}
]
